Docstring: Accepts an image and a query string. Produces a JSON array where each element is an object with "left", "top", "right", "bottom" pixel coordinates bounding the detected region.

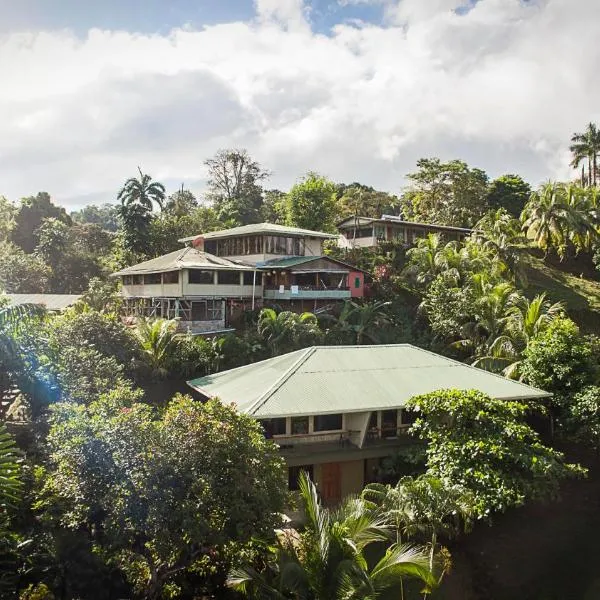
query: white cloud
[{"left": 0, "top": 0, "right": 599, "bottom": 208}]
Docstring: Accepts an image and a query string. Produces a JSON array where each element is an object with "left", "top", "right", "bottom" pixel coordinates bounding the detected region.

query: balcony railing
[
  {"left": 270, "top": 430, "right": 361, "bottom": 449},
  {"left": 263, "top": 287, "right": 351, "bottom": 300}
]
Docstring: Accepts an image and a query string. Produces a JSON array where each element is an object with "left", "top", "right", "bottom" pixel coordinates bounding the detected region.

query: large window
[
  {"left": 163, "top": 271, "right": 179, "bottom": 284},
  {"left": 314, "top": 414, "right": 343, "bottom": 432},
  {"left": 217, "top": 270, "right": 240, "bottom": 285},
  {"left": 122, "top": 275, "right": 133, "bottom": 285},
  {"left": 242, "top": 271, "right": 256, "bottom": 286},
  {"left": 288, "top": 464, "right": 313, "bottom": 491},
  {"left": 382, "top": 410, "right": 398, "bottom": 438},
  {"left": 144, "top": 273, "right": 161, "bottom": 284},
  {"left": 188, "top": 270, "right": 214, "bottom": 284},
  {"left": 214, "top": 235, "right": 264, "bottom": 257},
  {"left": 291, "top": 416, "right": 309, "bottom": 435},
  {"left": 259, "top": 418, "right": 287, "bottom": 438},
  {"left": 265, "top": 235, "right": 302, "bottom": 255},
  {"left": 131, "top": 275, "right": 143, "bottom": 284}
]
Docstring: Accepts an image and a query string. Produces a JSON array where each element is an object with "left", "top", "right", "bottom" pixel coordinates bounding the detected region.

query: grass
[{"left": 522, "top": 250, "right": 600, "bottom": 333}]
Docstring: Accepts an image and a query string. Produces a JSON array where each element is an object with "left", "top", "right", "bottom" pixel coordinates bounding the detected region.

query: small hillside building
[
  {"left": 338, "top": 214, "right": 472, "bottom": 249},
  {"left": 112, "top": 223, "right": 367, "bottom": 332},
  {"left": 188, "top": 344, "right": 550, "bottom": 504}
]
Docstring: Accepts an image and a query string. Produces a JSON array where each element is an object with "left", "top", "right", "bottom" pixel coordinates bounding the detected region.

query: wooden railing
[{"left": 271, "top": 430, "right": 361, "bottom": 449}]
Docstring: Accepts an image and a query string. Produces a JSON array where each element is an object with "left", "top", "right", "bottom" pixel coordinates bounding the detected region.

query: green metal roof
[
  {"left": 178, "top": 222, "right": 337, "bottom": 243},
  {"left": 188, "top": 345, "right": 550, "bottom": 419},
  {"left": 111, "top": 247, "right": 255, "bottom": 277}
]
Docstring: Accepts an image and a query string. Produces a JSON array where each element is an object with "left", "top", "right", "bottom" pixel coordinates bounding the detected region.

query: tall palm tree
[
  {"left": 570, "top": 122, "right": 600, "bottom": 187},
  {"left": 117, "top": 167, "right": 166, "bottom": 212},
  {"left": 230, "top": 471, "right": 434, "bottom": 599},
  {"left": 521, "top": 183, "right": 570, "bottom": 257}
]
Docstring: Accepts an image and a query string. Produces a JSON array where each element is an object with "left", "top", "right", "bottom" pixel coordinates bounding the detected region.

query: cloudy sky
[{"left": 1, "top": 0, "right": 598, "bottom": 209}]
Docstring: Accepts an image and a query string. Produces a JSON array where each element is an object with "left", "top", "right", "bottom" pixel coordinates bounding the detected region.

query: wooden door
[{"left": 320, "top": 462, "right": 341, "bottom": 505}]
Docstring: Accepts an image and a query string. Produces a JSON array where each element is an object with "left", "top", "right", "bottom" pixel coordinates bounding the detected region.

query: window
[
  {"left": 259, "top": 418, "right": 287, "bottom": 438},
  {"left": 288, "top": 465, "right": 313, "bottom": 491},
  {"left": 313, "top": 414, "right": 343, "bottom": 432},
  {"left": 188, "top": 270, "right": 214, "bottom": 284},
  {"left": 143, "top": 273, "right": 161, "bottom": 284},
  {"left": 291, "top": 416, "right": 309, "bottom": 435},
  {"left": 163, "top": 271, "right": 179, "bottom": 284},
  {"left": 242, "top": 271, "right": 256, "bottom": 286},
  {"left": 131, "top": 275, "right": 143, "bottom": 285},
  {"left": 382, "top": 410, "right": 398, "bottom": 438},
  {"left": 368, "top": 411, "right": 378, "bottom": 430},
  {"left": 217, "top": 270, "right": 240, "bottom": 285},
  {"left": 122, "top": 275, "right": 132, "bottom": 285},
  {"left": 354, "top": 276, "right": 361, "bottom": 289}
]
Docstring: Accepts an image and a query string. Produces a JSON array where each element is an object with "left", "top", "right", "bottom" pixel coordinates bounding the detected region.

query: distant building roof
[
  {"left": 178, "top": 222, "right": 337, "bottom": 244},
  {"left": 337, "top": 215, "right": 473, "bottom": 234},
  {"left": 188, "top": 344, "right": 549, "bottom": 419},
  {"left": 111, "top": 247, "right": 255, "bottom": 277},
  {"left": 4, "top": 294, "right": 82, "bottom": 311}
]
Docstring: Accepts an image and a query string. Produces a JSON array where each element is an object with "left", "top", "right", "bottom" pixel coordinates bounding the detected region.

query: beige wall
[
  {"left": 305, "top": 238, "right": 323, "bottom": 256},
  {"left": 122, "top": 283, "right": 180, "bottom": 298},
  {"left": 183, "top": 282, "right": 261, "bottom": 297}
]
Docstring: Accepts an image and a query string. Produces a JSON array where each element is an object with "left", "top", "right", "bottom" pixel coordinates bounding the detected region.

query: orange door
[{"left": 320, "top": 462, "right": 341, "bottom": 505}]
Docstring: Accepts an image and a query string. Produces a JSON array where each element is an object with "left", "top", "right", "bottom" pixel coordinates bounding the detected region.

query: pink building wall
[{"left": 349, "top": 271, "right": 365, "bottom": 298}]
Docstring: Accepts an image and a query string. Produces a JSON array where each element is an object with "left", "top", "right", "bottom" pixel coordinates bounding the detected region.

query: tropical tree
[
  {"left": 117, "top": 168, "right": 166, "bottom": 254},
  {"left": 286, "top": 172, "right": 338, "bottom": 233},
  {"left": 43, "top": 394, "right": 287, "bottom": 599},
  {"left": 521, "top": 182, "right": 598, "bottom": 258},
  {"left": 205, "top": 149, "right": 269, "bottom": 225},
  {"left": 364, "top": 475, "right": 473, "bottom": 577},
  {"left": 0, "top": 425, "right": 22, "bottom": 594},
  {"left": 486, "top": 174, "right": 531, "bottom": 217},
  {"left": 570, "top": 122, "right": 600, "bottom": 187},
  {"left": 230, "top": 471, "right": 435, "bottom": 599},
  {"left": 134, "top": 317, "right": 179, "bottom": 379},
  {"left": 257, "top": 308, "right": 322, "bottom": 356},
  {"left": 325, "top": 300, "right": 391, "bottom": 345},
  {"left": 474, "top": 293, "right": 564, "bottom": 378},
  {"left": 406, "top": 389, "right": 585, "bottom": 518}
]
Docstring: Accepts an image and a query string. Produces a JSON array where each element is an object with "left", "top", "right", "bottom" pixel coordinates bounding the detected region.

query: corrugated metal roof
[
  {"left": 178, "top": 222, "right": 337, "bottom": 243},
  {"left": 111, "top": 247, "right": 255, "bottom": 276},
  {"left": 5, "top": 294, "right": 81, "bottom": 311},
  {"left": 188, "top": 345, "right": 550, "bottom": 418},
  {"left": 337, "top": 215, "right": 473, "bottom": 234}
]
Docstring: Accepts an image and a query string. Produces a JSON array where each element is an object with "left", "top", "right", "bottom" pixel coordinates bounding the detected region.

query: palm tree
[
  {"left": 257, "top": 308, "right": 321, "bottom": 356},
  {"left": 363, "top": 475, "right": 472, "bottom": 594},
  {"left": 117, "top": 167, "right": 166, "bottom": 212},
  {"left": 570, "top": 122, "right": 600, "bottom": 187},
  {"left": 474, "top": 293, "right": 564, "bottom": 378},
  {"left": 230, "top": 471, "right": 434, "bottom": 599},
  {"left": 521, "top": 183, "right": 570, "bottom": 257},
  {"left": 325, "top": 300, "right": 391, "bottom": 345},
  {"left": 135, "top": 317, "right": 178, "bottom": 378},
  {"left": 473, "top": 209, "right": 528, "bottom": 286}
]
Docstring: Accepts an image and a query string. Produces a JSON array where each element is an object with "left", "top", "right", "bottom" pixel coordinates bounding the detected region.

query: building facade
[
  {"left": 188, "top": 345, "right": 550, "bottom": 505},
  {"left": 338, "top": 214, "right": 472, "bottom": 249},
  {"left": 113, "top": 223, "right": 366, "bottom": 332}
]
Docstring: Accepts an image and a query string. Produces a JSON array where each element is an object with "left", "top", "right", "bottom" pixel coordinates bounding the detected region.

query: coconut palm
[
  {"left": 473, "top": 209, "right": 528, "bottom": 286},
  {"left": 135, "top": 317, "right": 179, "bottom": 378},
  {"left": 570, "top": 122, "right": 600, "bottom": 187},
  {"left": 230, "top": 471, "right": 434, "bottom": 600},
  {"left": 404, "top": 234, "right": 445, "bottom": 286},
  {"left": 326, "top": 300, "right": 391, "bottom": 345},
  {"left": 474, "top": 293, "right": 564, "bottom": 378},
  {"left": 521, "top": 183, "right": 571, "bottom": 257}
]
